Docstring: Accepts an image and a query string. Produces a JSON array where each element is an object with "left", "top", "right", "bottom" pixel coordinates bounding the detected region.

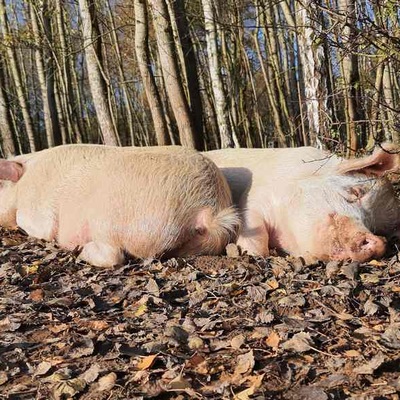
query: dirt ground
[{"left": 1, "top": 228, "right": 400, "bottom": 400}]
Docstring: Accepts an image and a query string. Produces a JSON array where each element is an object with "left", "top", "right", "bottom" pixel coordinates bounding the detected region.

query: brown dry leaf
[
  {"left": 235, "top": 386, "right": 255, "bottom": 400},
  {"left": 345, "top": 350, "right": 361, "bottom": 358},
  {"left": 134, "top": 304, "right": 148, "bottom": 317},
  {"left": 80, "top": 364, "right": 100, "bottom": 384},
  {"left": 86, "top": 320, "right": 110, "bottom": 331},
  {"left": 2, "top": 237, "right": 22, "bottom": 246},
  {"left": 34, "top": 361, "right": 52, "bottom": 377},
  {"left": 368, "top": 259, "right": 386, "bottom": 267},
  {"left": 29, "top": 289, "right": 44, "bottom": 302},
  {"left": 96, "top": 372, "right": 117, "bottom": 392},
  {"left": 137, "top": 354, "right": 158, "bottom": 370},
  {"left": 69, "top": 338, "right": 94, "bottom": 359},
  {"left": 265, "top": 277, "right": 279, "bottom": 290},
  {"left": 235, "top": 374, "right": 265, "bottom": 400},
  {"left": 21, "top": 264, "right": 39, "bottom": 275},
  {"left": 231, "top": 334, "right": 245, "bottom": 349},
  {"left": 49, "top": 324, "right": 69, "bottom": 334},
  {"left": 168, "top": 375, "right": 192, "bottom": 390},
  {"left": 0, "top": 316, "right": 21, "bottom": 332},
  {"left": 354, "top": 352, "right": 386, "bottom": 374},
  {"left": 265, "top": 331, "right": 280, "bottom": 348},
  {"left": 335, "top": 312, "right": 354, "bottom": 321},
  {"left": 391, "top": 286, "right": 400, "bottom": 293},
  {"left": 52, "top": 378, "right": 86, "bottom": 400},
  {"left": 282, "top": 332, "right": 313, "bottom": 353},
  {"left": 226, "top": 243, "right": 240, "bottom": 258},
  {"left": 0, "top": 371, "right": 8, "bottom": 385},
  {"left": 187, "top": 354, "right": 209, "bottom": 375},
  {"left": 234, "top": 350, "right": 255, "bottom": 376}
]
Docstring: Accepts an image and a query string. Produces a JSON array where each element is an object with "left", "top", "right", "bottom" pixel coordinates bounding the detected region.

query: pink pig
[
  {"left": 206, "top": 144, "right": 400, "bottom": 262},
  {"left": 0, "top": 145, "right": 239, "bottom": 267}
]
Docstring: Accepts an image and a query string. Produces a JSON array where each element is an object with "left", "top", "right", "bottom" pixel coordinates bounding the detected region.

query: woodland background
[{"left": 0, "top": 0, "right": 399, "bottom": 157}]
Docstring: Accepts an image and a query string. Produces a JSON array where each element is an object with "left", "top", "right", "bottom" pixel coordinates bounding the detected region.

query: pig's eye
[{"left": 344, "top": 186, "right": 366, "bottom": 203}]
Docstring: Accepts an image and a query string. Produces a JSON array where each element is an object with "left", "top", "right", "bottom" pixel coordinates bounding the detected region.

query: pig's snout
[
  {"left": 319, "top": 214, "right": 388, "bottom": 262},
  {"left": 353, "top": 232, "right": 386, "bottom": 261}
]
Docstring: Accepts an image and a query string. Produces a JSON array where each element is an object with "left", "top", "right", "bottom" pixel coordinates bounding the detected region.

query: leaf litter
[{"left": 1, "top": 228, "right": 400, "bottom": 399}]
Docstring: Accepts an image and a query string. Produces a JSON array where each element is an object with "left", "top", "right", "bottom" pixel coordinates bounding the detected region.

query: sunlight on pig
[
  {"left": 0, "top": 145, "right": 240, "bottom": 267},
  {"left": 206, "top": 143, "right": 400, "bottom": 263}
]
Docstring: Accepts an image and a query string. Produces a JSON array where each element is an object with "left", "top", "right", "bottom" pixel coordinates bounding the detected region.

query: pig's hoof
[{"left": 78, "top": 241, "right": 125, "bottom": 267}]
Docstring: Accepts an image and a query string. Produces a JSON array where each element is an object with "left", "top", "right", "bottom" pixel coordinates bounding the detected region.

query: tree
[
  {"left": 78, "top": 0, "right": 119, "bottom": 146},
  {"left": 134, "top": 0, "right": 170, "bottom": 145},
  {"left": 149, "top": 0, "right": 202, "bottom": 149}
]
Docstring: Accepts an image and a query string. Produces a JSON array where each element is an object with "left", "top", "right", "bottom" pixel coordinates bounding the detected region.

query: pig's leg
[
  {"left": 78, "top": 241, "right": 125, "bottom": 268},
  {"left": 237, "top": 209, "right": 269, "bottom": 256}
]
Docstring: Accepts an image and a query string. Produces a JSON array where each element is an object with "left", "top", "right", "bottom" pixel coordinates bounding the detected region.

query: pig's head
[
  {"left": 0, "top": 159, "right": 24, "bottom": 227},
  {"left": 281, "top": 144, "right": 400, "bottom": 262}
]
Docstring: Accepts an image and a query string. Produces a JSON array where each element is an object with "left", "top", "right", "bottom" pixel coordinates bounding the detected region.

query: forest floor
[{"left": 1, "top": 228, "right": 400, "bottom": 400}]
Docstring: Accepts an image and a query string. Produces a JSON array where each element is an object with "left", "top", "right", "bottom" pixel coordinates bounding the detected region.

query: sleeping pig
[
  {"left": 206, "top": 144, "right": 400, "bottom": 262},
  {"left": 0, "top": 145, "right": 239, "bottom": 267}
]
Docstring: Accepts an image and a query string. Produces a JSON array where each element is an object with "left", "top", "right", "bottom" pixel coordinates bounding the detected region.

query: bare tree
[
  {"left": 78, "top": 0, "right": 119, "bottom": 146},
  {"left": 134, "top": 0, "right": 170, "bottom": 145},
  {"left": 149, "top": 0, "right": 201, "bottom": 149}
]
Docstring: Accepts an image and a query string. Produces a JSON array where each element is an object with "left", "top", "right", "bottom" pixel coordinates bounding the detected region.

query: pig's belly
[{"left": 16, "top": 209, "right": 58, "bottom": 241}]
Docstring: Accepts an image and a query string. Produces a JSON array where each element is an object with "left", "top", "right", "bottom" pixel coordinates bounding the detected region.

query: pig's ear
[
  {"left": 337, "top": 143, "right": 400, "bottom": 177},
  {"left": 0, "top": 160, "right": 24, "bottom": 182}
]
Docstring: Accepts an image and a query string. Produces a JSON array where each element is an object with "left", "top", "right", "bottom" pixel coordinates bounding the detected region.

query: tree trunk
[
  {"left": 0, "top": 54, "right": 16, "bottom": 156},
  {"left": 0, "top": 0, "right": 37, "bottom": 151},
  {"left": 149, "top": 0, "right": 201, "bottom": 149},
  {"left": 134, "top": 0, "right": 170, "bottom": 146},
  {"left": 30, "top": 0, "right": 61, "bottom": 148},
  {"left": 78, "top": 0, "right": 119, "bottom": 146},
  {"left": 202, "top": 0, "right": 234, "bottom": 148}
]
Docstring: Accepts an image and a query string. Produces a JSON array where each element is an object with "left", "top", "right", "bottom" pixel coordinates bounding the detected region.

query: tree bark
[
  {"left": 202, "top": 0, "right": 234, "bottom": 148},
  {"left": 149, "top": 0, "right": 201, "bottom": 149},
  {"left": 0, "top": 0, "right": 37, "bottom": 151},
  {"left": 0, "top": 54, "right": 16, "bottom": 156},
  {"left": 78, "top": 0, "right": 119, "bottom": 146},
  {"left": 134, "top": 0, "right": 170, "bottom": 146}
]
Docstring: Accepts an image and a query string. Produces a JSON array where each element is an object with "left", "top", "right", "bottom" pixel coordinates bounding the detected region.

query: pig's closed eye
[{"left": 344, "top": 187, "right": 366, "bottom": 203}]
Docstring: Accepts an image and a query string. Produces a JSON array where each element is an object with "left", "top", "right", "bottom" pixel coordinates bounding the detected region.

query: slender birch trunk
[{"left": 78, "top": 0, "right": 119, "bottom": 146}]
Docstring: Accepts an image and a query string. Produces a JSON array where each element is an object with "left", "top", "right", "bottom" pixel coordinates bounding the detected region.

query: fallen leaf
[
  {"left": 234, "top": 350, "right": 255, "bottom": 376},
  {"left": 354, "top": 352, "right": 386, "bottom": 374},
  {"left": 265, "top": 331, "right": 280, "bottom": 348},
  {"left": 86, "top": 320, "right": 110, "bottom": 331},
  {"left": 345, "top": 350, "right": 361, "bottom": 358},
  {"left": 137, "top": 354, "right": 158, "bottom": 370},
  {"left": 52, "top": 378, "right": 86, "bottom": 400},
  {"left": 29, "top": 289, "right": 44, "bottom": 302},
  {"left": 0, "top": 371, "right": 8, "bottom": 385},
  {"left": 34, "top": 361, "right": 52, "bottom": 377},
  {"left": 282, "top": 332, "right": 313, "bottom": 353},
  {"left": 368, "top": 259, "right": 386, "bottom": 267},
  {"left": 168, "top": 375, "right": 192, "bottom": 390},
  {"left": 49, "top": 324, "right": 69, "bottom": 334},
  {"left": 80, "top": 364, "right": 100, "bottom": 383},
  {"left": 226, "top": 243, "right": 240, "bottom": 257},
  {"left": 0, "top": 316, "right": 21, "bottom": 332},
  {"left": 96, "top": 372, "right": 117, "bottom": 392},
  {"left": 265, "top": 277, "right": 279, "bottom": 290},
  {"left": 231, "top": 334, "right": 245, "bottom": 349},
  {"left": 235, "top": 386, "right": 255, "bottom": 400}
]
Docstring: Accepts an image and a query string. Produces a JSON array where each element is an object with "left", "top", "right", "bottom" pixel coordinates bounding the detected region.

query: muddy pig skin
[
  {"left": 0, "top": 145, "right": 239, "bottom": 267},
  {"left": 206, "top": 144, "right": 400, "bottom": 262}
]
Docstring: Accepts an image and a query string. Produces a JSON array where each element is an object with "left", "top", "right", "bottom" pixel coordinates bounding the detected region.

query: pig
[
  {"left": 0, "top": 145, "right": 239, "bottom": 267},
  {"left": 205, "top": 144, "right": 400, "bottom": 262}
]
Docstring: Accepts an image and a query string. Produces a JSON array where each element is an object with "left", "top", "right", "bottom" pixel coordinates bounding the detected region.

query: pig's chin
[{"left": 314, "top": 214, "right": 387, "bottom": 262}]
